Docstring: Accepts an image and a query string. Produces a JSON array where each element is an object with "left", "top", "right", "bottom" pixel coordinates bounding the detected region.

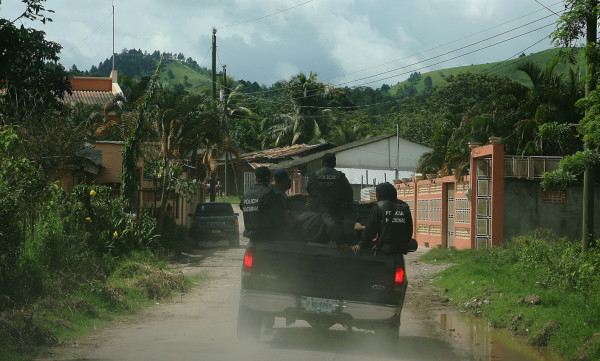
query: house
[
  {"left": 277, "top": 134, "right": 432, "bottom": 200},
  {"left": 55, "top": 72, "right": 197, "bottom": 229},
  {"left": 65, "top": 70, "right": 124, "bottom": 105},
  {"left": 213, "top": 143, "right": 333, "bottom": 196}
]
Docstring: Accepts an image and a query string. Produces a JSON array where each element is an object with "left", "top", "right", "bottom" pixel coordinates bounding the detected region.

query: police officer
[
  {"left": 352, "top": 182, "right": 413, "bottom": 255},
  {"left": 240, "top": 166, "right": 288, "bottom": 241},
  {"left": 270, "top": 168, "right": 293, "bottom": 229},
  {"left": 306, "top": 153, "right": 353, "bottom": 251}
]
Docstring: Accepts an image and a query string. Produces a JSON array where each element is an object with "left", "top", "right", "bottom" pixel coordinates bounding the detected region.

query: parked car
[{"left": 188, "top": 202, "right": 240, "bottom": 248}]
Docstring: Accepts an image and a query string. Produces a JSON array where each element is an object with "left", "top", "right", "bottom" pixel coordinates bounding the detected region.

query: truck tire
[
  {"left": 237, "top": 305, "right": 262, "bottom": 340},
  {"left": 228, "top": 233, "right": 240, "bottom": 248}
]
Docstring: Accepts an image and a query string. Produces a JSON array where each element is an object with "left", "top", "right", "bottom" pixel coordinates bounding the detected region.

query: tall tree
[
  {"left": 0, "top": 0, "right": 71, "bottom": 123},
  {"left": 546, "top": 0, "right": 599, "bottom": 251}
]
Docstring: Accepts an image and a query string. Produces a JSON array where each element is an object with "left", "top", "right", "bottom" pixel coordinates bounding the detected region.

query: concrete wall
[
  {"left": 503, "top": 179, "right": 600, "bottom": 243},
  {"left": 335, "top": 136, "right": 430, "bottom": 169}
]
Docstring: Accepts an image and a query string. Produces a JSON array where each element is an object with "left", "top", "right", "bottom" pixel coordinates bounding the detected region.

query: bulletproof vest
[
  {"left": 311, "top": 167, "right": 343, "bottom": 209},
  {"left": 376, "top": 200, "right": 410, "bottom": 252},
  {"left": 241, "top": 183, "right": 274, "bottom": 232}
]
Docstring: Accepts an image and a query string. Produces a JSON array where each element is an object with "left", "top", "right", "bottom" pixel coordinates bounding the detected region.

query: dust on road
[{"left": 39, "top": 206, "right": 468, "bottom": 361}]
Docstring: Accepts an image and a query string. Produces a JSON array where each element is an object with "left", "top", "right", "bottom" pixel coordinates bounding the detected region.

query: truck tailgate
[{"left": 249, "top": 241, "right": 398, "bottom": 304}]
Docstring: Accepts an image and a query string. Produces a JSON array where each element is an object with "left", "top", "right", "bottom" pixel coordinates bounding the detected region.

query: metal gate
[
  {"left": 476, "top": 158, "right": 492, "bottom": 249},
  {"left": 447, "top": 183, "right": 455, "bottom": 248},
  {"left": 243, "top": 172, "right": 254, "bottom": 195}
]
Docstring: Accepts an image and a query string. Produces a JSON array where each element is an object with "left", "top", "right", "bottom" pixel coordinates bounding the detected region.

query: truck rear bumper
[{"left": 240, "top": 289, "right": 401, "bottom": 322}]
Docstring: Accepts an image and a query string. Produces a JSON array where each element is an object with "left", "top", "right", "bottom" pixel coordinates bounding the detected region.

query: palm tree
[{"left": 260, "top": 72, "right": 334, "bottom": 146}]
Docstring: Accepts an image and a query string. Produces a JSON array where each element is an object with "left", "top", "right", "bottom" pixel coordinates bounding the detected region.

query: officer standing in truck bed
[
  {"left": 240, "top": 166, "right": 289, "bottom": 241},
  {"left": 306, "top": 153, "right": 353, "bottom": 251}
]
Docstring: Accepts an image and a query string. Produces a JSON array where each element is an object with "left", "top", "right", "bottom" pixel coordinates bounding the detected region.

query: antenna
[{"left": 112, "top": 2, "right": 115, "bottom": 72}]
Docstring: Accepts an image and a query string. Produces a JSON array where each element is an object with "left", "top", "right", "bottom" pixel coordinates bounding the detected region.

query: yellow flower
[
  {"left": 90, "top": 189, "right": 96, "bottom": 197},
  {"left": 113, "top": 231, "right": 119, "bottom": 239},
  {"left": 85, "top": 217, "right": 92, "bottom": 223}
]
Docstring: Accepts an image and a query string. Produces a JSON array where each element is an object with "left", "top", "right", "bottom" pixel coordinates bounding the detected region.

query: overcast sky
[{"left": 1, "top": 0, "right": 568, "bottom": 88}]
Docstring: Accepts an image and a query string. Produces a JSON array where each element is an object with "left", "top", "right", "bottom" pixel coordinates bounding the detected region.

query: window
[{"left": 542, "top": 189, "right": 565, "bottom": 204}]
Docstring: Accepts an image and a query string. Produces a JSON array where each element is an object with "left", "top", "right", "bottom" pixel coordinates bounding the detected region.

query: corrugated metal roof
[
  {"left": 337, "top": 167, "right": 414, "bottom": 185},
  {"left": 241, "top": 144, "right": 326, "bottom": 161},
  {"left": 279, "top": 134, "right": 400, "bottom": 168},
  {"left": 248, "top": 162, "right": 277, "bottom": 169}
]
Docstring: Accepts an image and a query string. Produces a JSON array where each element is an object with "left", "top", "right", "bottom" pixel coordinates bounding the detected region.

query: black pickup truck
[
  {"left": 237, "top": 198, "right": 416, "bottom": 340},
  {"left": 188, "top": 202, "right": 240, "bottom": 248}
]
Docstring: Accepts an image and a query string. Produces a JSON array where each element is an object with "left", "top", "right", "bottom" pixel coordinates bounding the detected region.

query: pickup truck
[
  {"left": 188, "top": 202, "right": 240, "bottom": 248},
  {"left": 237, "top": 197, "right": 416, "bottom": 341}
]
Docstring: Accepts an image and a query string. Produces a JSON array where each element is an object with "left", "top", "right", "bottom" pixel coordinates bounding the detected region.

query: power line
[
  {"left": 320, "top": 2, "right": 563, "bottom": 83},
  {"left": 217, "top": 0, "right": 315, "bottom": 30},
  {"left": 533, "top": 0, "right": 561, "bottom": 16},
  {"left": 219, "top": 9, "right": 563, "bottom": 97},
  {"left": 334, "top": 17, "right": 559, "bottom": 87},
  {"left": 353, "top": 22, "right": 556, "bottom": 87},
  {"left": 63, "top": 9, "right": 113, "bottom": 54}
]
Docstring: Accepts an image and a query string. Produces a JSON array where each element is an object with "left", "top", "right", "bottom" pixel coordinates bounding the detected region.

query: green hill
[
  {"left": 84, "top": 49, "right": 215, "bottom": 91},
  {"left": 389, "top": 48, "right": 583, "bottom": 96},
  {"left": 158, "top": 59, "right": 213, "bottom": 91}
]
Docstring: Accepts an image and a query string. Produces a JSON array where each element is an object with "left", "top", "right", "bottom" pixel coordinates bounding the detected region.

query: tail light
[
  {"left": 235, "top": 218, "right": 239, "bottom": 226},
  {"left": 242, "top": 248, "right": 254, "bottom": 277},
  {"left": 394, "top": 265, "right": 405, "bottom": 288}
]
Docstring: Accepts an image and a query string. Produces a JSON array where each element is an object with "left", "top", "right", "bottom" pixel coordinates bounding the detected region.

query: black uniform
[
  {"left": 240, "top": 182, "right": 284, "bottom": 240},
  {"left": 359, "top": 199, "right": 413, "bottom": 254},
  {"left": 306, "top": 166, "right": 353, "bottom": 214}
]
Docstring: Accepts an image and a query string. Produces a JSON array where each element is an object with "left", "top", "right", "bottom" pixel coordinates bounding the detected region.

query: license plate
[
  {"left": 301, "top": 297, "right": 338, "bottom": 313},
  {"left": 211, "top": 230, "right": 222, "bottom": 234}
]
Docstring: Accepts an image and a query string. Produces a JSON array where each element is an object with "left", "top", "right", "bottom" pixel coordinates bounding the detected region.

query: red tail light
[
  {"left": 394, "top": 265, "right": 405, "bottom": 285},
  {"left": 235, "top": 218, "right": 239, "bottom": 226},
  {"left": 242, "top": 248, "right": 254, "bottom": 275}
]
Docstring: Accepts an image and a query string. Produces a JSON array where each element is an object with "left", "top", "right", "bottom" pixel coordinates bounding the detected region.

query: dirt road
[{"left": 40, "top": 209, "right": 470, "bottom": 361}]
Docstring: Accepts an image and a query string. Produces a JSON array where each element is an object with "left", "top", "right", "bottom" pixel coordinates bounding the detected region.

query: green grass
[
  {"left": 0, "top": 253, "right": 208, "bottom": 361},
  {"left": 204, "top": 195, "right": 241, "bottom": 204},
  {"left": 390, "top": 48, "right": 583, "bottom": 95},
  {"left": 158, "top": 61, "right": 212, "bottom": 90},
  {"left": 420, "top": 246, "right": 600, "bottom": 361}
]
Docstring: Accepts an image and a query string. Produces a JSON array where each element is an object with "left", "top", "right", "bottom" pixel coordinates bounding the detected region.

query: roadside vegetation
[{"left": 420, "top": 229, "right": 600, "bottom": 361}]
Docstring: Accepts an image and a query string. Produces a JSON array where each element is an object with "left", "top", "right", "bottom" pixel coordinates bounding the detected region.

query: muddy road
[{"left": 40, "top": 244, "right": 472, "bottom": 360}]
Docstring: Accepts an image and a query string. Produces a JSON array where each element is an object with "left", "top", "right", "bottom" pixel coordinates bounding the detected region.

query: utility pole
[
  {"left": 582, "top": 0, "right": 597, "bottom": 252},
  {"left": 211, "top": 27, "right": 217, "bottom": 100},
  {"left": 112, "top": 3, "right": 115, "bottom": 72},
  {"left": 222, "top": 64, "right": 228, "bottom": 196}
]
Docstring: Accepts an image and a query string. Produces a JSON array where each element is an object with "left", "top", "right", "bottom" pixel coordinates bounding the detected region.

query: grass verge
[
  {"left": 0, "top": 252, "right": 207, "bottom": 361},
  {"left": 420, "top": 246, "right": 600, "bottom": 361}
]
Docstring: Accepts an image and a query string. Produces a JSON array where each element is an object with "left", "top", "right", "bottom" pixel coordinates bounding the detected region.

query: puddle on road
[{"left": 438, "top": 313, "right": 564, "bottom": 361}]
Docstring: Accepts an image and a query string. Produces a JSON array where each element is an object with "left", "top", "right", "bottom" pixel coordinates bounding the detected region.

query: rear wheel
[{"left": 237, "top": 305, "right": 262, "bottom": 340}]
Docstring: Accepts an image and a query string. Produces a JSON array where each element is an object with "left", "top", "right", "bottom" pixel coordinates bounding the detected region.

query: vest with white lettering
[
  {"left": 240, "top": 183, "right": 274, "bottom": 236},
  {"left": 376, "top": 200, "right": 411, "bottom": 252},
  {"left": 310, "top": 167, "right": 343, "bottom": 210}
]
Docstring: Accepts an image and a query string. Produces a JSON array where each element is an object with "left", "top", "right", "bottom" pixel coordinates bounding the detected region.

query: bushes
[
  {"left": 511, "top": 229, "right": 600, "bottom": 297},
  {"left": 0, "top": 183, "right": 162, "bottom": 311}
]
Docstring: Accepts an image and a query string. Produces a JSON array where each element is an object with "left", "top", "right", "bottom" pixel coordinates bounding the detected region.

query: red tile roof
[{"left": 65, "top": 74, "right": 123, "bottom": 106}]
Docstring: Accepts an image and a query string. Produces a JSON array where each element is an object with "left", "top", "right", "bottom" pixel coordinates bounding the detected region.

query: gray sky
[{"left": 1, "top": 0, "right": 568, "bottom": 88}]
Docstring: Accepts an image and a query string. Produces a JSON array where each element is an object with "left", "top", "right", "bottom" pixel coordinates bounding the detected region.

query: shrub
[{"left": 511, "top": 229, "right": 600, "bottom": 297}]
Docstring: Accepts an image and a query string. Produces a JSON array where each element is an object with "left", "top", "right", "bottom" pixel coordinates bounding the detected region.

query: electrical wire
[
  {"left": 217, "top": 0, "right": 315, "bottom": 30},
  {"left": 63, "top": 9, "right": 113, "bottom": 54},
  {"left": 334, "top": 16, "right": 558, "bottom": 87}
]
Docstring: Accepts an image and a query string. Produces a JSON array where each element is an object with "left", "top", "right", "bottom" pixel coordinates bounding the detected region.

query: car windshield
[{"left": 194, "top": 203, "right": 233, "bottom": 216}]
